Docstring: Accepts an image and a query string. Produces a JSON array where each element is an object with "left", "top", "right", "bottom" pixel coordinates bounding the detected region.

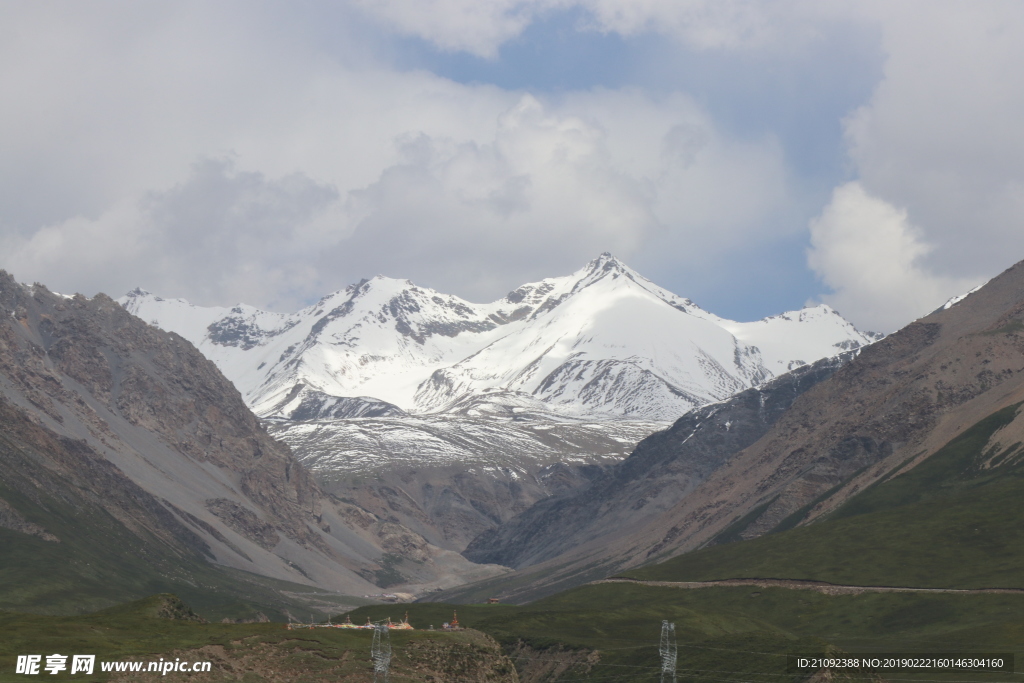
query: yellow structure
[
  {"left": 389, "top": 612, "right": 414, "bottom": 630},
  {"left": 443, "top": 611, "right": 462, "bottom": 631}
]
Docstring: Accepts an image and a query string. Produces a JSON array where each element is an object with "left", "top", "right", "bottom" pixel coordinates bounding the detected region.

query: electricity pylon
[
  {"left": 371, "top": 622, "right": 392, "bottom": 682},
  {"left": 659, "top": 620, "right": 677, "bottom": 683}
]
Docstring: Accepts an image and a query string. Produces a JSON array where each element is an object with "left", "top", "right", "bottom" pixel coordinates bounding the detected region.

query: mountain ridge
[{"left": 120, "top": 254, "right": 879, "bottom": 422}]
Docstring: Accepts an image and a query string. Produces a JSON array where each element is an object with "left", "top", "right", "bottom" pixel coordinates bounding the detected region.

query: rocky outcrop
[
  {"left": 204, "top": 499, "right": 281, "bottom": 550},
  {"left": 402, "top": 630, "right": 520, "bottom": 682},
  {"left": 148, "top": 594, "right": 207, "bottom": 622},
  {"left": 0, "top": 496, "right": 58, "bottom": 542}
]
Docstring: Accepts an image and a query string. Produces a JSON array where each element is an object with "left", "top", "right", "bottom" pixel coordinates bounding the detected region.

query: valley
[
  {"left": 119, "top": 253, "right": 876, "bottom": 580},
  {"left": 4, "top": 257, "right": 1024, "bottom": 682},
  {"left": 269, "top": 414, "right": 665, "bottom": 550}
]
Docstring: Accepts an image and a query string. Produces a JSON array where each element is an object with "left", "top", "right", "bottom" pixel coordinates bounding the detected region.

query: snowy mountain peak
[
  {"left": 497, "top": 254, "right": 704, "bottom": 327},
  {"left": 574, "top": 252, "right": 641, "bottom": 290},
  {"left": 120, "top": 256, "right": 880, "bottom": 421},
  {"left": 585, "top": 251, "right": 629, "bottom": 274}
]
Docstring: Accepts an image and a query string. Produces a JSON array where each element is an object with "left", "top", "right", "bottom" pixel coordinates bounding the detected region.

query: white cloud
[
  {"left": 581, "top": 0, "right": 784, "bottom": 49},
  {"left": 2, "top": 160, "right": 343, "bottom": 310},
  {"left": 347, "top": 0, "right": 1024, "bottom": 326},
  {"left": 0, "top": 0, "right": 794, "bottom": 309},
  {"left": 807, "top": 182, "right": 978, "bottom": 332},
  {"left": 838, "top": 1, "right": 1024, "bottom": 284},
  {"left": 797, "top": 1, "right": 1024, "bottom": 331},
  {"left": 0, "top": 76, "right": 789, "bottom": 309},
  {"left": 6, "top": 0, "right": 1022, "bottom": 326},
  {"left": 337, "top": 93, "right": 653, "bottom": 292},
  {"left": 0, "top": 3, "right": 519, "bottom": 229},
  {"left": 327, "top": 91, "right": 789, "bottom": 298}
]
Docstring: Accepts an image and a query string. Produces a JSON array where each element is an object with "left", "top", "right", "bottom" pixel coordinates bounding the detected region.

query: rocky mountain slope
[
  {"left": 437, "top": 260, "right": 1024, "bottom": 604},
  {"left": 120, "top": 253, "right": 878, "bottom": 422},
  {"left": 0, "top": 273, "right": 503, "bottom": 614},
  {"left": 625, "top": 398, "right": 1024, "bottom": 590},
  {"left": 463, "top": 351, "right": 856, "bottom": 568}
]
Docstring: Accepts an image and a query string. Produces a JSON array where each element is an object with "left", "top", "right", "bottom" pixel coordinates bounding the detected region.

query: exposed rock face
[
  {"left": 205, "top": 499, "right": 281, "bottom": 551},
  {"left": 0, "top": 273, "right": 503, "bottom": 610},
  {"left": 463, "top": 352, "right": 855, "bottom": 568}
]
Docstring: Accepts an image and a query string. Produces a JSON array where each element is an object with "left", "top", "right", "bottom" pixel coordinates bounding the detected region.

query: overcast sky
[{"left": 2, "top": 1, "right": 1022, "bottom": 332}]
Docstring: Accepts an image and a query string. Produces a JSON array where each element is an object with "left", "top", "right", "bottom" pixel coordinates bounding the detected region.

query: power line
[{"left": 351, "top": 615, "right": 1019, "bottom": 683}]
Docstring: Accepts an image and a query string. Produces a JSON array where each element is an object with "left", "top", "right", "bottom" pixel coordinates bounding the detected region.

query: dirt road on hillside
[{"left": 594, "top": 577, "right": 1024, "bottom": 596}]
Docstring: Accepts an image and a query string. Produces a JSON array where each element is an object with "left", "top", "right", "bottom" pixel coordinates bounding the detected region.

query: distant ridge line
[{"left": 595, "top": 577, "right": 1024, "bottom": 595}]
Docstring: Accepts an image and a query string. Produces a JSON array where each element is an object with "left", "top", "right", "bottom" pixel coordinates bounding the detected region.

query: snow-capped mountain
[{"left": 120, "top": 253, "right": 878, "bottom": 422}]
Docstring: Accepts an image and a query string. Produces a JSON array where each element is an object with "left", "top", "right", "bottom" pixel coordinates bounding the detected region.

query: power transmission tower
[
  {"left": 659, "top": 620, "right": 677, "bottom": 683},
  {"left": 371, "top": 622, "right": 392, "bottom": 683}
]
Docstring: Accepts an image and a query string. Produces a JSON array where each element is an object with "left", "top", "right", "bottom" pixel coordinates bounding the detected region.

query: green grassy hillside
[
  {"left": 347, "top": 584, "right": 1024, "bottom": 682},
  {"left": 625, "top": 403, "right": 1024, "bottom": 589}
]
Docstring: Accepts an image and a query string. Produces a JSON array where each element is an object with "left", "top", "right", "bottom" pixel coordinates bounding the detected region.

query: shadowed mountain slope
[
  {"left": 0, "top": 273, "right": 502, "bottom": 614},
  {"left": 626, "top": 399, "right": 1024, "bottom": 589}
]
